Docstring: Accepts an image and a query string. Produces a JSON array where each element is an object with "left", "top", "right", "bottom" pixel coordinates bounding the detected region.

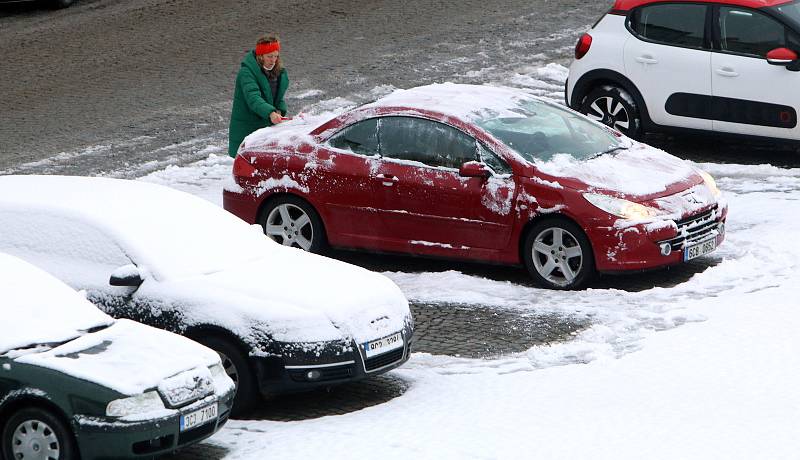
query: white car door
[
  {"left": 623, "top": 3, "right": 713, "bottom": 130},
  {"left": 712, "top": 6, "right": 800, "bottom": 140}
]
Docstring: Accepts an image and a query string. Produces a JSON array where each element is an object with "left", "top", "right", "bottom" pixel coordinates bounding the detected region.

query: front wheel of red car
[
  {"left": 260, "top": 196, "right": 327, "bottom": 253},
  {"left": 2, "top": 407, "right": 77, "bottom": 460},
  {"left": 523, "top": 219, "right": 595, "bottom": 290}
]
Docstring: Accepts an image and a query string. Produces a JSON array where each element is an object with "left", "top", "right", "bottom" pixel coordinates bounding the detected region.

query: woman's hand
[{"left": 269, "top": 112, "right": 283, "bottom": 124}]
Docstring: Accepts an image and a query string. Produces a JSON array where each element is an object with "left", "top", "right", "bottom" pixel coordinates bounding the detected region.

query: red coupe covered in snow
[{"left": 223, "top": 84, "right": 727, "bottom": 289}]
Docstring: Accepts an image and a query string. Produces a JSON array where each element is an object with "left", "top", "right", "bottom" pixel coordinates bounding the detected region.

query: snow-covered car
[
  {"left": 567, "top": 0, "right": 800, "bottom": 142},
  {"left": 223, "top": 83, "right": 727, "bottom": 290},
  {"left": 0, "top": 252, "right": 235, "bottom": 460},
  {"left": 0, "top": 176, "right": 413, "bottom": 416}
]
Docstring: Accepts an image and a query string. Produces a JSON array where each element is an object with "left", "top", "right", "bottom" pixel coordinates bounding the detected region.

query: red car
[{"left": 224, "top": 84, "right": 727, "bottom": 289}]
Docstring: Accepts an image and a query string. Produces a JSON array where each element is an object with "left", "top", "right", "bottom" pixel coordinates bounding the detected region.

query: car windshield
[
  {"left": 771, "top": 1, "right": 800, "bottom": 31},
  {"left": 0, "top": 253, "right": 114, "bottom": 355},
  {"left": 474, "top": 98, "right": 623, "bottom": 162}
]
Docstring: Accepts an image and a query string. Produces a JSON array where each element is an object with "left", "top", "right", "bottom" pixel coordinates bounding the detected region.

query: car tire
[
  {"left": 523, "top": 218, "right": 595, "bottom": 290},
  {"left": 579, "top": 86, "right": 643, "bottom": 139},
  {"left": 198, "top": 336, "right": 259, "bottom": 417},
  {"left": 2, "top": 407, "right": 77, "bottom": 460},
  {"left": 260, "top": 195, "right": 327, "bottom": 253}
]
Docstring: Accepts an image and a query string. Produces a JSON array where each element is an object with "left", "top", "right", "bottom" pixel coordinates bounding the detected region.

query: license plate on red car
[
  {"left": 364, "top": 332, "right": 404, "bottom": 358},
  {"left": 180, "top": 403, "right": 217, "bottom": 432},
  {"left": 683, "top": 238, "right": 716, "bottom": 262}
]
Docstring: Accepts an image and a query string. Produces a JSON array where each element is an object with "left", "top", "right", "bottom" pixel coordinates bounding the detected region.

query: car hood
[
  {"left": 533, "top": 141, "right": 701, "bottom": 201},
  {"left": 149, "top": 245, "right": 411, "bottom": 344},
  {"left": 12, "top": 319, "right": 223, "bottom": 397}
]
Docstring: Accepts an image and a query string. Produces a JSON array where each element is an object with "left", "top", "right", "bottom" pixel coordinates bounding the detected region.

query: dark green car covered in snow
[{"left": 0, "top": 253, "right": 235, "bottom": 459}]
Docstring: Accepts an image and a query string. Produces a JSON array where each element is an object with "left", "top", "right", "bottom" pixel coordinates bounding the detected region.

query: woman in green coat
[{"left": 228, "top": 34, "right": 289, "bottom": 158}]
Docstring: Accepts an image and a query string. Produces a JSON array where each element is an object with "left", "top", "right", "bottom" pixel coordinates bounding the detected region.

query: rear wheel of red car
[
  {"left": 523, "top": 219, "right": 595, "bottom": 290},
  {"left": 260, "top": 196, "right": 327, "bottom": 253},
  {"left": 198, "top": 336, "right": 258, "bottom": 417},
  {"left": 2, "top": 407, "right": 77, "bottom": 460},
  {"left": 580, "top": 86, "right": 642, "bottom": 139}
]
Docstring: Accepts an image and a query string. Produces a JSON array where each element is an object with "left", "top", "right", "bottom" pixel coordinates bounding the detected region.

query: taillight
[
  {"left": 575, "top": 33, "right": 592, "bottom": 59},
  {"left": 232, "top": 154, "right": 257, "bottom": 178}
]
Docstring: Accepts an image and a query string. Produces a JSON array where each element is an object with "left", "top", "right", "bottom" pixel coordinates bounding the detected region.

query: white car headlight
[
  {"left": 210, "top": 363, "right": 226, "bottom": 378},
  {"left": 106, "top": 391, "right": 165, "bottom": 417},
  {"left": 697, "top": 169, "right": 721, "bottom": 197},
  {"left": 584, "top": 193, "right": 664, "bottom": 220}
]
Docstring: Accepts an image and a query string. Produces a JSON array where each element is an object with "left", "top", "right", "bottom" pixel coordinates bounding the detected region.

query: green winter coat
[{"left": 228, "top": 50, "right": 289, "bottom": 157}]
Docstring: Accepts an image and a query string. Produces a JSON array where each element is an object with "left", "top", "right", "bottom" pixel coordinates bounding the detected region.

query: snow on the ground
[{"left": 38, "top": 62, "right": 800, "bottom": 458}]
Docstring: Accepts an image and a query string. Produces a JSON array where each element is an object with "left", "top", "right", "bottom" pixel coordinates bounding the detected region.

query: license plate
[
  {"left": 683, "top": 238, "right": 716, "bottom": 262},
  {"left": 364, "top": 332, "right": 404, "bottom": 358},
  {"left": 180, "top": 403, "right": 217, "bottom": 432}
]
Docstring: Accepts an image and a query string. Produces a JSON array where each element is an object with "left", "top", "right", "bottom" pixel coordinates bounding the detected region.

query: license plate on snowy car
[
  {"left": 180, "top": 403, "right": 217, "bottom": 432},
  {"left": 364, "top": 332, "right": 404, "bottom": 358},
  {"left": 683, "top": 238, "right": 716, "bottom": 262}
]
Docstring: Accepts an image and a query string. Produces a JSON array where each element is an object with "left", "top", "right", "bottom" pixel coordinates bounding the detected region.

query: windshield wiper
[{"left": 589, "top": 146, "right": 628, "bottom": 160}]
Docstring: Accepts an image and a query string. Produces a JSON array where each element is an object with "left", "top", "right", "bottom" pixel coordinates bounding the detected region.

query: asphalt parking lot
[{"left": 2, "top": 1, "right": 799, "bottom": 457}]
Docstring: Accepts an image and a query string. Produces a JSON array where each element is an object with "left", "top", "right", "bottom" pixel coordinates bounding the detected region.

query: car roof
[
  {"left": 0, "top": 175, "right": 269, "bottom": 281},
  {"left": 613, "top": 0, "right": 792, "bottom": 11},
  {"left": 0, "top": 252, "right": 112, "bottom": 354},
  {"left": 360, "top": 83, "right": 542, "bottom": 122}
]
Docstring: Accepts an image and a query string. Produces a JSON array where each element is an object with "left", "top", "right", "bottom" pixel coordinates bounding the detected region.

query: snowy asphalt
[{"left": 3, "top": 1, "right": 800, "bottom": 458}]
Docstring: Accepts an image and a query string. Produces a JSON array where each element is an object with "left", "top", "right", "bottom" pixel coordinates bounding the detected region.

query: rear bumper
[
  {"left": 222, "top": 188, "right": 259, "bottom": 224},
  {"left": 252, "top": 327, "right": 413, "bottom": 397},
  {"left": 73, "top": 389, "right": 234, "bottom": 459}
]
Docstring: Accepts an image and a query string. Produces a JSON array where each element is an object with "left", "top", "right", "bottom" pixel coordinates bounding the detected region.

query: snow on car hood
[
  {"left": 145, "top": 245, "right": 411, "bottom": 344},
  {"left": 14, "top": 319, "right": 222, "bottom": 396},
  {"left": 533, "top": 141, "right": 699, "bottom": 198},
  {"left": 0, "top": 253, "right": 113, "bottom": 355},
  {"left": 241, "top": 112, "right": 333, "bottom": 153}
]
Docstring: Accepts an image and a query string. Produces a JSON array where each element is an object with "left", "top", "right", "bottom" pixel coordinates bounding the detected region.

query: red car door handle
[{"left": 375, "top": 174, "right": 399, "bottom": 186}]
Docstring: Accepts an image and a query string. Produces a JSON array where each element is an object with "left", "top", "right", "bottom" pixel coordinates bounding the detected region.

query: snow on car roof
[
  {"left": 613, "top": 0, "right": 791, "bottom": 11},
  {"left": 361, "top": 83, "right": 538, "bottom": 121},
  {"left": 0, "top": 175, "right": 271, "bottom": 281},
  {"left": 0, "top": 253, "right": 113, "bottom": 355}
]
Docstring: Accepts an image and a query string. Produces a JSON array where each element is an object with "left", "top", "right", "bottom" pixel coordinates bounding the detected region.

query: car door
[
  {"left": 711, "top": 5, "right": 800, "bottom": 140},
  {"left": 320, "top": 118, "right": 389, "bottom": 245},
  {"left": 372, "top": 116, "right": 515, "bottom": 250},
  {"left": 624, "top": 2, "right": 713, "bottom": 130}
]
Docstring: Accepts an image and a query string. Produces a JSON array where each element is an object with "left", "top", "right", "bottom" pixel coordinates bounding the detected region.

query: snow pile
[{"left": 0, "top": 253, "right": 113, "bottom": 355}]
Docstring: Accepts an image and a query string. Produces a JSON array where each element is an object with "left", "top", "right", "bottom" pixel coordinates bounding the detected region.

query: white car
[
  {"left": 0, "top": 175, "right": 413, "bottom": 416},
  {"left": 567, "top": 0, "right": 800, "bottom": 142},
  {"left": 0, "top": 252, "right": 235, "bottom": 459}
]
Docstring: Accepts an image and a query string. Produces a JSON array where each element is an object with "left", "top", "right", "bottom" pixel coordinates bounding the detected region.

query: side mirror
[
  {"left": 767, "top": 47, "right": 799, "bottom": 69},
  {"left": 459, "top": 161, "right": 491, "bottom": 178},
  {"left": 109, "top": 264, "right": 144, "bottom": 287}
]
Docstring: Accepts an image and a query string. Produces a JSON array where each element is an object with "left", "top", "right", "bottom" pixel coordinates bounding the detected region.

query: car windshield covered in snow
[
  {"left": 0, "top": 253, "right": 113, "bottom": 354},
  {"left": 474, "top": 98, "right": 623, "bottom": 162}
]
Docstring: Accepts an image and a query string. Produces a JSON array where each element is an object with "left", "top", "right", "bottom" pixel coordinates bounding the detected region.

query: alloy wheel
[
  {"left": 217, "top": 350, "right": 240, "bottom": 393},
  {"left": 586, "top": 96, "right": 630, "bottom": 132},
  {"left": 531, "top": 227, "right": 584, "bottom": 287},
  {"left": 265, "top": 203, "right": 314, "bottom": 250},
  {"left": 11, "top": 419, "right": 60, "bottom": 460}
]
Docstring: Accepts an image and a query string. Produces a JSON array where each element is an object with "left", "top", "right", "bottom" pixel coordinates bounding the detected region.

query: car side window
[
  {"left": 0, "top": 209, "right": 132, "bottom": 288},
  {"left": 719, "top": 7, "right": 797, "bottom": 57},
  {"left": 630, "top": 4, "right": 708, "bottom": 49},
  {"left": 377, "top": 116, "right": 477, "bottom": 169},
  {"left": 478, "top": 143, "right": 512, "bottom": 175},
  {"left": 327, "top": 118, "right": 379, "bottom": 155}
]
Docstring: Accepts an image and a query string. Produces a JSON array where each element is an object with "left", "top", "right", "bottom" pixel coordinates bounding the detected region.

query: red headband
[{"left": 255, "top": 42, "right": 280, "bottom": 56}]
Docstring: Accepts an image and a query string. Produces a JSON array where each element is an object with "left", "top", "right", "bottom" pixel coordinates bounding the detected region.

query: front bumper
[
  {"left": 73, "top": 388, "right": 235, "bottom": 459},
  {"left": 252, "top": 326, "right": 414, "bottom": 397},
  {"left": 591, "top": 205, "right": 727, "bottom": 273}
]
